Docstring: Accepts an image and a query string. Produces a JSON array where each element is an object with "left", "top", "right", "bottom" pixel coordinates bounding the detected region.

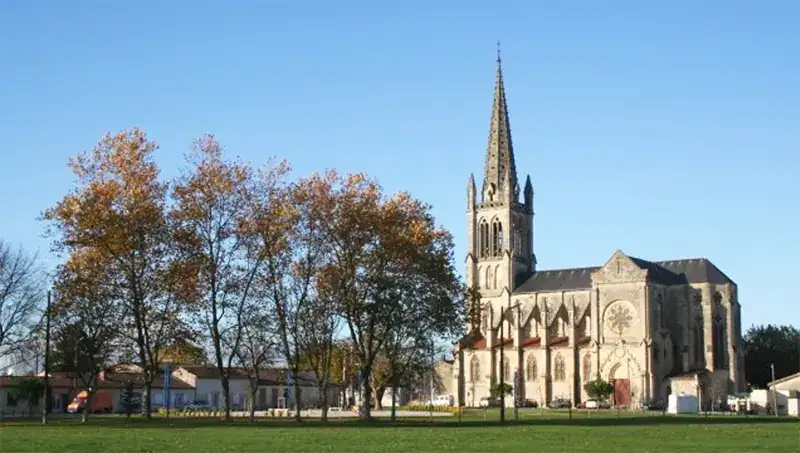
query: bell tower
[{"left": 466, "top": 45, "right": 536, "bottom": 299}]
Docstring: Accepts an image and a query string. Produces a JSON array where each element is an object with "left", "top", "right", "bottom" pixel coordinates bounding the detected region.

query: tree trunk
[
  {"left": 375, "top": 386, "right": 385, "bottom": 410},
  {"left": 320, "top": 384, "right": 329, "bottom": 422},
  {"left": 249, "top": 385, "right": 257, "bottom": 422},
  {"left": 391, "top": 387, "right": 397, "bottom": 421},
  {"left": 221, "top": 375, "right": 231, "bottom": 421},
  {"left": 360, "top": 368, "right": 372, "bottom": 420},
  {"left": 142, "top": 384, "right": 152, "bottom": 419},
  {"left": 292, "top": 370, "right": 301, "bottom": 422},
  {"left": 81, "top": 392, "right": 93, "bottom": 424}
]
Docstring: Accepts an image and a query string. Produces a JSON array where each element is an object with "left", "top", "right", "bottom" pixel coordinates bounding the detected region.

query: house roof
[
  {"left": 515, "top": 257, "right": 734, "bottom": 293},
  {"left": 768, "top": 371, "right": 800, "bottom": 388},
  {"left": 101, "top": 372, "right": 194, "bottom": 389},
  {"left": 0, "top": 372, "right": 194, "bottom": 390},
  {"left": 177, "top": 365, "right": 250, "bottom": 380},
  {"left": 177, "top": 365, "right": 330, "bottom": 387}
]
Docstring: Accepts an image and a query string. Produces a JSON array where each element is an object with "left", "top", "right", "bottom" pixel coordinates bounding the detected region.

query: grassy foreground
[{"left": 0, "top": 410, "right": 797, "bottom": 453}]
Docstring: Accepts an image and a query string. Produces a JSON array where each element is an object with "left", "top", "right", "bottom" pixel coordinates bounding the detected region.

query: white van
[{"left": 432, "top": 395, "right": 454, "bottom": 406}]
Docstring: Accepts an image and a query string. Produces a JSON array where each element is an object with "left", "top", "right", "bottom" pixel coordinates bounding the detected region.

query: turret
[
  {"left": 524, "top": 175, "right": 533, "bottom": 211},
  {"left": 467, "top": 174, "right": 476, "bottom": 211}
]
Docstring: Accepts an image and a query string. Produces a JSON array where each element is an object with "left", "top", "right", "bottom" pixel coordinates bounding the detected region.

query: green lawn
[{"left": 0, "top": 410, "right": 797, "bottom": 453}]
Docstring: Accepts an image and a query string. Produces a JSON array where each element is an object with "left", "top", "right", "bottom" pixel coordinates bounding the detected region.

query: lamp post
[
  {"left": 42, "top": 290, "right": 52, "bottom": 425},
  {"left": 770, "top": 363, "right": 778, "bottom": 417}
]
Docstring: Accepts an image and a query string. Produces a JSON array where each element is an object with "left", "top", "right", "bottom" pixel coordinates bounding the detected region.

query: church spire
[{"left": 483, "top": 41, "right": 518, "bottom": 204}]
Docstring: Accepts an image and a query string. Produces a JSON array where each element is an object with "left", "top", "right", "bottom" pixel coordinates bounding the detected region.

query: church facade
[{"left": 453, "top": 55, "right": 745, "bottom": 409}]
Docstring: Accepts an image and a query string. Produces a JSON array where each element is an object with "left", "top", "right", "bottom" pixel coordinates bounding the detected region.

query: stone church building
[{"left": 452, "top": 54, "right": 745, "bottom": 409}]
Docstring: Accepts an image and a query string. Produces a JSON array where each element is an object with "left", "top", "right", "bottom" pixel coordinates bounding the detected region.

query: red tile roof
[
  {"left": 521, "top": 337, "right": 541, "bottom": 348},
  {"left": 550, "top": 336, "right": 569, "bottom": 347},
  {"left": 491, "top": 338, "right": 514, "bottom": 349}
]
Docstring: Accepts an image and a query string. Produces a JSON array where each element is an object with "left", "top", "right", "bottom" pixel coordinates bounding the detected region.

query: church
[{"left": 452, "top": 53, "right": 745, "bottom": 409}]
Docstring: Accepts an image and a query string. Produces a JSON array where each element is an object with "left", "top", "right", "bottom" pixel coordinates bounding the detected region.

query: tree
[
  {"left": 0, "top": 240, "right": 43, "bottom": 362},
  {"left": 52, "top": 247, "right": 121, "bottom": 423},
  {"left": 119, "top": 381, "right": 139, "bottom": 418},
  {"left": 157, "top": 340, "right": 207, "bottom": 365},
  {"left": 43, "top": 128, "right": 183, "bottom": 418},
  {"left": 251, "top": 170, "right": 329, "bottom": 422},
  {"left": 298, "top": 266, "right": 342, "bottom": 421},
  {"left": 490, "top": 382, "right": 513, "bottom": 399},
  {"left": 382, "top": 327, "right": 434, "bottom": 420},
  {"left": 744, "top": 324, "right": 799, "bottom": 388},
  {"left": 584, "top": 379, "right": 614, "bottom": 401},
  {"left": 170, "top": 135, "right": 280, "bottom": 420},
  {"left": 234, "top": 308, "right": 278, "bottom": 422},
  {"left": 320, "top": 173, "right": 464, "bottom": 419},
  {"left": 14, "top": 378, "right": 45, "bottom": 416}
]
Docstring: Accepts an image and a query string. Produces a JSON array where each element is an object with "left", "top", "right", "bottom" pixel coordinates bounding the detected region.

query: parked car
[
  {"left": 585, "top": 399, "right": 611, "bottom": 409},
  {"left": 184, "top": 401, "right": 214, "bottom": 411},
  {"left": 548, "top": 398, "right": 572, "bottom": 409},
  {"left": 519, "top": 399, "right": 538, "bottom": 408},
  {"left": 478, "top": 397, "right": 499, "bottom": 407},
  {"left": 641, "top": 399, "right": 664, "bottom": 411}
]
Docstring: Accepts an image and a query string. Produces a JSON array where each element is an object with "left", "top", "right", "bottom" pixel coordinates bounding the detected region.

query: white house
[{"left": 173, "top": 365, "right": 340, "bottom": 410}]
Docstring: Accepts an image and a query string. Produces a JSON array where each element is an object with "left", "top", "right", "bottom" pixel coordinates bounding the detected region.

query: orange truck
[{"left": 67, "top": 390, "right": 114, "bottom": 414}]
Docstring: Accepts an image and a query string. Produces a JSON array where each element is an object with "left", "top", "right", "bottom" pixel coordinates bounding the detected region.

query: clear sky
[{"left": 1, "top": 1, "right": 797, "bottom": 329}]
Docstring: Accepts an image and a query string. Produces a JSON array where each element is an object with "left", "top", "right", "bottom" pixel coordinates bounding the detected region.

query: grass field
[{"left": 0, "top": 409, "right": 797, "bottom": 453}]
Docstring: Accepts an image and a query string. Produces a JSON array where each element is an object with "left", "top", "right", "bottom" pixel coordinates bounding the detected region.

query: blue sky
[{"left": 1, "top": 1, "right": 797, "bottom": 329}]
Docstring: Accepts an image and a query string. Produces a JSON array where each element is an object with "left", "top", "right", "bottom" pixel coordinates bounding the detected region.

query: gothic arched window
[
  {"left": 502, "top": 355, "right": 511, "bottom": 382},
  {"left": 526, "top": 354, "right": 537, "bottom": 381},
  {"left": 693, "top": 317, "right": 703, "bottom": 366},
  {"left": 554, "top": 354, "right": 566, "bottom": 381},
  {"left": 470, "top": 356, "right": 480, "bottom": 383},
  {"left": 479, "top": 220, "right": 489, "bottom": 258},
  {"left": 492, "top": 218, "right": 503, "bottom": 257},
  {"left": 582, "top": 354, "right": 592, "bottom": 382},
  {"left": 655, "top": 293, "right": 664, "bottom": 329},
  {"left": 713, "top": 315, "right": 727, "bottom": 370}
]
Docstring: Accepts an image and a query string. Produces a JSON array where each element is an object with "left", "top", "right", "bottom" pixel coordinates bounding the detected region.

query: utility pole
[
  {"left": 42, "top": 290, "right": 52, "bottom": 425},
  {"left": 770, "top": 363, "right": 778, "bottom": 417}
]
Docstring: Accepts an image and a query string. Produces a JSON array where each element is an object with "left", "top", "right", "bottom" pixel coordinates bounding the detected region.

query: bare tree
[{"left": 0, "top": 240, "right": 44, "bottom": 361}]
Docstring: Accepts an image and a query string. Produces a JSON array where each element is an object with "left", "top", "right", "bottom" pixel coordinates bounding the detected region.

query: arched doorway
[{"left": 608, "top": 362, "right": 631, "bottom": 407}]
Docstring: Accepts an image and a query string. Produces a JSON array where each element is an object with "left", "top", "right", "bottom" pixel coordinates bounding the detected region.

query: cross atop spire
[{"left": 482, "top": 44, "right": 518, "bottom": 203}]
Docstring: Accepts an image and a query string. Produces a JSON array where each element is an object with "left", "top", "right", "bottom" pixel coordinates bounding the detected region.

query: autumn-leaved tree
[
  {"left": 252, "top": 170, "right": 328, "bottom": 421},
  {"left": 43, "top": 128, "right": 182, "bottom": 418},
  {"left": 52, "top": 247, "right": 120, "bottom": 423},
  {"left": 171, "top": 135, "right": 280, "bottom": 420},
  {"left": 321, "top": 174, "right": 463, "bottom": 419}
]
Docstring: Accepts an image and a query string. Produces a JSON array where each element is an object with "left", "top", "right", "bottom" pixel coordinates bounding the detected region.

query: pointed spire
[
  {"left": 467, "top": 173, "right": 476, "bottom": 211},
  {"left": 524, "top": 174, "right": 533, "bottom": 208},
  {"left": 483, "top": 41, "right": 518, "bottom": 204}
]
